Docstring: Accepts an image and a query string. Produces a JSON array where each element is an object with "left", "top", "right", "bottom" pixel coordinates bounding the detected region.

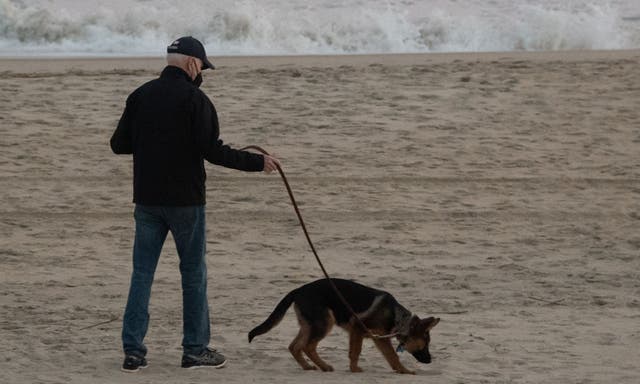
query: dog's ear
[{"left": 421, "top": 317, "right": 440, "bottom": 332}]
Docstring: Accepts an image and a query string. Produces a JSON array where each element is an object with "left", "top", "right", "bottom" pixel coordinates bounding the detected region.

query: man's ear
[{"left": 186, "top": 57, "right": 199, "bottom": 79}]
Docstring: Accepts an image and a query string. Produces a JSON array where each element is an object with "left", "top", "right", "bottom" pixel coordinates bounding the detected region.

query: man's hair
[{"left": 166, "top": 53, "right": 190, "bottom": 66}]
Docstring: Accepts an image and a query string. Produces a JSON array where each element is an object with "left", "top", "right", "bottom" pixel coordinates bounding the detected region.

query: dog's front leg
[
  {"left": 348, "top": 331, "right": 364, "bottom": 372},
  {"left": 373, "top": 338, "right": 415, "bottom": 374}
]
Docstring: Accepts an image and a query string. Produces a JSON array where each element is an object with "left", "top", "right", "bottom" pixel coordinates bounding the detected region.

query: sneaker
[
  {"left": 181, "top": 347, "right": 227, "bottom": 369},
  {"left": 121, "top": 355, "right": 148, "bottom": 373}
]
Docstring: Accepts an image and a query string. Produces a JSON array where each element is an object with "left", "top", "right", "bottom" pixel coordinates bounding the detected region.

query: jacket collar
[{"left": 161, "top": 65, "right": 192, "bottom": 82}]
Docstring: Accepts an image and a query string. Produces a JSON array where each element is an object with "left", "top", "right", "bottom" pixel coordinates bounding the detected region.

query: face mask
[{"left": 192, "top": 72, "right": 203, "bottom": 88}]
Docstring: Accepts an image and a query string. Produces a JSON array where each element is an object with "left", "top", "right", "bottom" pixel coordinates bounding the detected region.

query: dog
[{"left": 248, "top": 278, "right": 440, "bottom": 374}]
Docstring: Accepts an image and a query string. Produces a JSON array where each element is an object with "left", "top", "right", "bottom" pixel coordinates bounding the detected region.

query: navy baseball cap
[{"left": 167, "top": 36, "right": 215, "bottom": 70}]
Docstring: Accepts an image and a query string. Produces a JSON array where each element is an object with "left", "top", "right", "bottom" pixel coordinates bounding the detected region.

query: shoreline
[{"left": 1, "top": 49, "right": 639, "bottom": 74}]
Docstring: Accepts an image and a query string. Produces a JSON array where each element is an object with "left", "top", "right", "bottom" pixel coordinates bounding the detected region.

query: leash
[{"left": 241, "top": 145, "right": 398, "bottom": 340}]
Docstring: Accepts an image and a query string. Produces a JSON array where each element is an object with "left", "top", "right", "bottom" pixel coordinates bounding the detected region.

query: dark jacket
[{"left": 110, "top": 66, "right": 264, "bottom": 206}]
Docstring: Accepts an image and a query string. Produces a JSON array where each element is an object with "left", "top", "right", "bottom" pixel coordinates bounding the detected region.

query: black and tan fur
[{"left": 248, "top": 278, "right": 440, "bottom": 374}]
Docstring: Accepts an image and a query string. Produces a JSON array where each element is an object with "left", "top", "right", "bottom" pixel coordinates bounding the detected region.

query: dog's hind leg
[
  {"left": 303, "top": 311, "right": 335, "bottom": 372},
  {"left": 289, "top": 307, "right": 316, "bottom": 370},
  {"left": 289, "top": 328, "right": 316, "bottom": 370},
  {"left": 304, "top": 340, "right": 334, "bottom": 372}
]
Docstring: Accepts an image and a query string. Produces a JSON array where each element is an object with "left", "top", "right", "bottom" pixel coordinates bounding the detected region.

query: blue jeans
[{"left": 122, "top": 205, "right": 210, "bottom": 357}]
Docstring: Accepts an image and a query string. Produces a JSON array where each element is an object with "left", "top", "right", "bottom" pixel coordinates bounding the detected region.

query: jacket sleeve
[
  {"left": 192, "top": 91, "right": 264, "bottom": 172},
  {"left": 110, "top": 94, "right": 135, "bottom": 154}
]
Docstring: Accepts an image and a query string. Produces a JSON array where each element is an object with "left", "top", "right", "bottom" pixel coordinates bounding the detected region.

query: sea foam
[{"left": 0, "top": 0, "right": 638, "bottom": 56}]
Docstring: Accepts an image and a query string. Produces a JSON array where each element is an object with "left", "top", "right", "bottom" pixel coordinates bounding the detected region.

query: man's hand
[{"left": 263, "top": 155, "right": 281, "bottom": 174}]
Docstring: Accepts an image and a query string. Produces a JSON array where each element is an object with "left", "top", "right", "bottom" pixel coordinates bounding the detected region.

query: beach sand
[{"left": 1, "top": 51, "right": 639, "bottom": 383}]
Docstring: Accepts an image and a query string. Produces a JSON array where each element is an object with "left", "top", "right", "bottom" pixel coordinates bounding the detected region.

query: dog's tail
[{"left": 248, "top": 289, "right": 297, "bottom": 343}]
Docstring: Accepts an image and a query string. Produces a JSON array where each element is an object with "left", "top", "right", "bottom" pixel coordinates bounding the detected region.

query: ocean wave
[{"left": 0, "top": 0, "right": 638, "bottom": 56}]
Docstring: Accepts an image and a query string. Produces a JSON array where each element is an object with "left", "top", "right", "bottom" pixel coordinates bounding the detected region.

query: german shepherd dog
[{"left": 248, "top": 278, "right": 440, "bottom": 374}]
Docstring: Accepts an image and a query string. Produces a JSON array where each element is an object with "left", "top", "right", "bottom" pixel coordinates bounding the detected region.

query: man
[{"left": 110, "top": 36, "right": 280, "bottom": 372}]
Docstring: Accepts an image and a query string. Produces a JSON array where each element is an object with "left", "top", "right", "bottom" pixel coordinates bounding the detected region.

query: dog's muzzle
[{"left": 411, "top": 348, "right": 432, "bottom": 364}]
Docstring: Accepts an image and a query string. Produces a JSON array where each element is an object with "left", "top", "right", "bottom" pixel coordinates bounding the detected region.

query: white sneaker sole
[
  {"left": 183, "top": 360, "right": 227, "bottom": 369},
  {"left": 121, "top": 364, "right": 148, "bottom": 373}
]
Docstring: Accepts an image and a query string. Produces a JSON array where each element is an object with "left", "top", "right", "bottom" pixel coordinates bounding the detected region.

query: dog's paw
[
  {"left": 303, "top": 365, "right": 318, "bottom": 371},
  {"left": 320, "top": 364, "right": 334, "bottom": 372},
  {"left": 350, "top": 366, "right": 364, "bottom": 373}
]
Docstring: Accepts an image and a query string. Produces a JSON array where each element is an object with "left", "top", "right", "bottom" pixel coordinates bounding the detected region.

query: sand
[{"left": 1, "top": 50, "right": 639, "bottom": 384}]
